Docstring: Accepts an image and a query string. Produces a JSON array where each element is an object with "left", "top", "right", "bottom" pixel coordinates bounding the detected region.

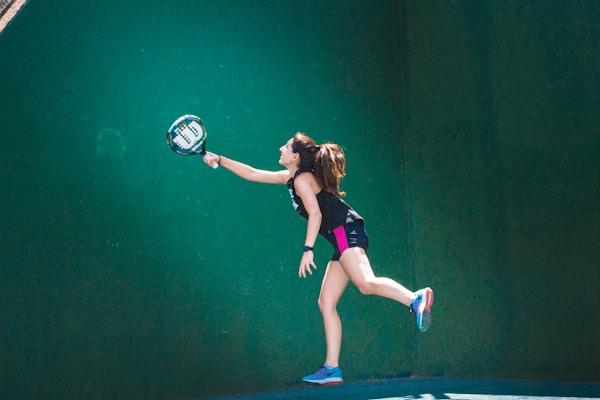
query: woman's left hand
[{"left": 299, "top": 251, "right": 318, "bottom": 278}]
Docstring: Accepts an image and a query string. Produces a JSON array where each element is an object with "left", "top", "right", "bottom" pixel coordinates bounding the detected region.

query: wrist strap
[{"left": 303, "top": 245, "right": 314, "bottom": 252}]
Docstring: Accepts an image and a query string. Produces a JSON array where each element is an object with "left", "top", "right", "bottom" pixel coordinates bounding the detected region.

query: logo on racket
[{"left": 166, "top": 114, "right": 208, "bottom": 156}]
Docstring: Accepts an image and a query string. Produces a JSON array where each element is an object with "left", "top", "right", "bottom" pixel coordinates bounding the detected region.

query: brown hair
[{"left": 291, "top": 133, "right": 346, "bottom": 196}]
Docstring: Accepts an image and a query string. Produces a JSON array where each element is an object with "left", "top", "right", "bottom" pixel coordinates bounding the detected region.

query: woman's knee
[
  {"left": 354, "top": 279, "right": 376, "bottom": 295},
  {"left": 318, "top": 296, "right": 337, "bottom": 314}
]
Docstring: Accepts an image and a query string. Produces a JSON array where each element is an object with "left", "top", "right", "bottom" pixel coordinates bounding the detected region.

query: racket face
[{"left": 166, "top": 115, "right": 207, "bottom": 156}]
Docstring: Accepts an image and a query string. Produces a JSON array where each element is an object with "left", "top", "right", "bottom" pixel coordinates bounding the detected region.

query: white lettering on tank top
[{"left": 288, "top": 187, "right": 299, "bottom": 211}]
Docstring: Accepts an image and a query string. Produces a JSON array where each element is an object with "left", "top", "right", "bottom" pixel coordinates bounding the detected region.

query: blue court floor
[{"left": 197, "top": 377, "right": 600, "bottom": 400}]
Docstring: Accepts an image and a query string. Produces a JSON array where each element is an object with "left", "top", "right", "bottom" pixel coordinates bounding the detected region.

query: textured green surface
[{"left": 1, "top": 1, "right": 598, "bottom": 399}]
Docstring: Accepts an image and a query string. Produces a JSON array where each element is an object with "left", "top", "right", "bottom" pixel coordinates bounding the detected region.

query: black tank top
[{"left": 286, "top": 169, "right": 364, "bottom": 235}]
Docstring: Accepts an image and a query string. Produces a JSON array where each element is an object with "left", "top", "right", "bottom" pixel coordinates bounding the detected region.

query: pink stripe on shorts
[{"left": 333, "top": 225, "right": 350, "bottom": 254}]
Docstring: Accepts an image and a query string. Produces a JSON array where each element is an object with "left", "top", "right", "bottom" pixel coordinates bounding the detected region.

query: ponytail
[
  {"left": 291, "top": 133, "right": 346, "bottom": 196},
  {"left": 315, "top": 143, "right": 346, "bottom": 196}
]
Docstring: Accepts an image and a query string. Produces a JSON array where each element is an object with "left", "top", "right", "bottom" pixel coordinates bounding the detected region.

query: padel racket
[{"left": 166, "top": 114, "right": 218, "bottom": 168}]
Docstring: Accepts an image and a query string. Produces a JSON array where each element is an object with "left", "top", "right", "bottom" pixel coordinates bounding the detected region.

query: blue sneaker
[
  {"left": 410, "top": 287, "right": 434, "bottom": 332},
  {"left": 302, "top": 365, "right": 343, "bottom": 386}
]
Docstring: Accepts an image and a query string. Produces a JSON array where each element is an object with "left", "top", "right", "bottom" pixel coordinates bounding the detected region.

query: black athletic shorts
[{"left": 326, "top": 221, "right": 369, "bottom": 261}]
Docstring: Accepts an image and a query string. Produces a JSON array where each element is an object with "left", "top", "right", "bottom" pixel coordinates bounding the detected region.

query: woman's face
[{"left": 279, "top": 138, "right": 298, "bottom": 167}]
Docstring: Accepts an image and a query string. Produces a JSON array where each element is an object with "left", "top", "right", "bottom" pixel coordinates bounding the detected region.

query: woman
[{"left": 203, "top": 133, "right": 433, "bottom": 385}]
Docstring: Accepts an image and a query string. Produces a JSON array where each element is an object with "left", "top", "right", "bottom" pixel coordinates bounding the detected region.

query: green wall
[
  {"left": 403, "top": 1, "right": 600, "bottom": 380},
  {"left": 0, "top": 1, "right": 598, "bottom": 399}
]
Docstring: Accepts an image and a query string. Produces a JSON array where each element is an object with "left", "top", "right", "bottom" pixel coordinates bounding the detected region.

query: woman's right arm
[{"left": 203, "top": 151, "right": 290, "bottom": 184}]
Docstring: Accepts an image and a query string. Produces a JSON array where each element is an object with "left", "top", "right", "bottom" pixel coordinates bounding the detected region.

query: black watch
[{"left": 303, "top": 245, "right": 314, "bottom": 252}]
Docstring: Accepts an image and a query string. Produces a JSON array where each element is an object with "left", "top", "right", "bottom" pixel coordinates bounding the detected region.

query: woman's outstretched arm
[{"left": 203, "top": 151, "right": 290, "bottom": 184}]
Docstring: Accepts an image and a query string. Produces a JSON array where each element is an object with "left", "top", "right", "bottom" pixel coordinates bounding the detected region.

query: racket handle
[{"left": 203, "top": 154, "right": 219, "bottom": 169}]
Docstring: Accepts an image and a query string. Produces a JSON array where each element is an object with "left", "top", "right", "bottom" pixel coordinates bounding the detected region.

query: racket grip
[{"left": 203, "top": 154, "right": 219, "bottom": 169}]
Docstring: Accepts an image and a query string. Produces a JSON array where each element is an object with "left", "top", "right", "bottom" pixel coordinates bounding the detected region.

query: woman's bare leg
[
  {"left": 339, "top": 247, "right": 415, "bottom": 306},
  {"left": 318, "top": 260, "right": 350, "bottom": 367}
]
